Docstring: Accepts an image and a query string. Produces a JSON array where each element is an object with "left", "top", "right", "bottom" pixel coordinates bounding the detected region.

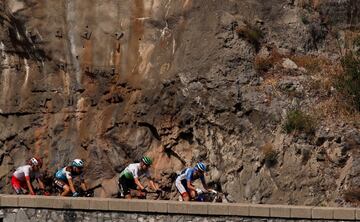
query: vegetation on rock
[
  {"left": 337, "top": 53, "right": 360, "bottom": 112},
  {"left": 283, "top": 110, "right": 316, "bottom": 135}
]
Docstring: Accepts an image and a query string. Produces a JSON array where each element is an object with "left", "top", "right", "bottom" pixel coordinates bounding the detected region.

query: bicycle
[
  {"left": 76, "top": 184, "right": 102, "bottom": 197},
  {"left": 116, "top": 184, "right": 164, "bottom": 200},
  {"left": 177, "top": 188, "right": 233, "bottom": 203}
]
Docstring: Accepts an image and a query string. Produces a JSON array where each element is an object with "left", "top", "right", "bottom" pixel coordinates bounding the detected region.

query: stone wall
[
  {"left": 0, "top": 195, "right": 358, "bottom": 221},
  {"left": 0, "top": 208, "right": 356, "bottom": 222},
  {"left": 1, "top": 0, "right": 360, "bottom": 207}
]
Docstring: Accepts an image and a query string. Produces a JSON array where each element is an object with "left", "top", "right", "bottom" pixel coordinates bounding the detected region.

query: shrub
[
  {"left": 291, "top": 55, "right": 322, "bottom": 75},
  {"left": 236, "top": 22, "right": 264, "bottom": 52},
  {"left": 301, "top": 148, "right": 311, "bottom": 164},
  {"left": 261, "top": 143, "right": 278, "bottom": 168},
  {"left": 336, "top": 53, "right": 360, "bottom": 111},
  {"left": 254, "top": 56, "right": 273, "bottom": 74},
  {"left": 301, "top": 15, "right": 310, "bottom": 25},
  {"left": 254, "top": 49, "right": 284, "bottom": 74},
  {"left": 343, "top": 189, "right": 360, "bottom": 204},
  {"left": 354, "top": 36, "right": 360, "bottom": 56},
  {"left": 283, "top": 110, "right": 316, "bottom": 134},
  {"left": 297, "top": 0, "right": 322, "bottom": 10}
]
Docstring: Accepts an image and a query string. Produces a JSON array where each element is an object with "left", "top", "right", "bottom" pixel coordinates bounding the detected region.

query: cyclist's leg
[
  {"left": 175, "top": 179, "right": 189, "bottom": 201},
  {"left": 61, "top": 184, "right": 71, "bottom": 196},
  {"left": 117, "top": 177, "right": 124, "bottom": 198},
  {"left": 20, "top": 180, "right": 30, "bottom": 194},
  {"left": 54, "top": 179, "right": 70, "bottom": 196},
  {"left": 187, "top": 184, "right": 197, "bottom": 200},
  {"left": 189, "top": 187, "right": 196, "bottom": 200},
  {"left": 11, "top": 176, "right": 24, "bottom": 195},
  {"left": 119, "top": 177, "right": 132, "bottom": 199}
]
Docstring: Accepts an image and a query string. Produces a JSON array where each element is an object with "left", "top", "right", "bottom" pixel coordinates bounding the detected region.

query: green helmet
[{"left": 142, "top": 156, "right": 152, "bottom": 166}]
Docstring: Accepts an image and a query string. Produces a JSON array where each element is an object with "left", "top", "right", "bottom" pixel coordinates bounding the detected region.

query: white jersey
[
  {"left": 13, "top": 165, "right": 40, "bottom": 181},
  {"left": 124, "top": 163, "right": 150, "bottom": 179}
]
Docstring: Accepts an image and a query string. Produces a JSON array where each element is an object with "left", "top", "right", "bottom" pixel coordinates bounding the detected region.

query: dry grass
[
  {"left": 297, "top": 0, "right": 322, "bottom": 10},
  {"left": 309, "top": 59, "right": 360, "bottom": 121},
  {"left": 312, "top": 97, "right": 360, "bottom": 122},
  {"left": 254, "top": 49, "right": 284, "bottom": 74},
  {"left": 293, "top": 55, "right": 343, "bottom": 98},
  {"left": 308, "top": 52, "right": 360, "bottom": 115},
  {"left": 291, "top": 55, "right": 323, "bottom": 75},
  {"left": 291, "top": 55, "right": 342, "bottom": 75},
  {"left": 256, "top": 47, "right": 358, "bottom": 121}
]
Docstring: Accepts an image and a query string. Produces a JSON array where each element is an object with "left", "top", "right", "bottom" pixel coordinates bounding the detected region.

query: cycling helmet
[
  {"left": 195, "top": 162, "right": 206, "bottom": 172},
  {"left": 72, "top": 159, "right": 84, "bottom": 168},
  {"left": 142, "top": 156, "right": 152, "bottom": 166},
  {"left": 29, "top": 157, "right": 43, "bottom": 168}
]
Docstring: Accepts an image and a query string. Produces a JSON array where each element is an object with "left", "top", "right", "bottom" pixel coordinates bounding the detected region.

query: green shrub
[
  {"left": 301, "top": 15, "right": 310, "bottom": 25},
  {"left": 337, "top": 53, "right": 360, "bottom": 111},
  {"left": 283, "top": 110, "right": 315, "bottom": 134}
]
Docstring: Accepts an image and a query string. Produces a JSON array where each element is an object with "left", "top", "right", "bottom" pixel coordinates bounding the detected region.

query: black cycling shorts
[
  {"left": 54, "top": 179, "right": 67, "bottom": 190},
  {"left": 118, "top": 176, "right": 137, "bottom": 195}
]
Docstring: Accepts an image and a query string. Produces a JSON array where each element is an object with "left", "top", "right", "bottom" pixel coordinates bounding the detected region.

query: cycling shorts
[
  {"left": 11, "top": 176, "right": 28, "bottom": 194},
  {"left": 54, "top": 178, "right": 67, "bottom": 190},
  {"left": 175, "top": 178, "right": 190, "bottom": 196},
  {"left": 118, "top": 176, "right": 137, "bottom": 195}
]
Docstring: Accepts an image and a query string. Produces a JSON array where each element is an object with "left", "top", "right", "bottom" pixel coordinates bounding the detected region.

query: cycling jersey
[
  {"left": 13, "top": 165, "right": 40, "bottom": 181},
  {"left": 177, "top": 168, "right": 205, "bottom": 183},
  {"left": 175, "top": 167, "right": 205, "bottom": 195},
  {"left": 55, "top": 167, "right": 83, "bottom": 181},
  {"left": 120, "top": 163, "right": 150, "bottom": 180}
]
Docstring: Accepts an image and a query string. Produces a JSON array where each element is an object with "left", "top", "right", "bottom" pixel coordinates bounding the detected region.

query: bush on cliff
[
  {"left": 336, "top": 53, "right": 360, "bottom": 112},
  {"left": 283, "top": 110, "right": 316, "bottom": 135}
]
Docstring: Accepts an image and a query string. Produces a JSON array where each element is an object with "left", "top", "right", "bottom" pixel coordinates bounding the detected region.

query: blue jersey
[
  {"left": 177, "top": 167, "right": 205, "bottom": 184},
  {"left": 55, "top": 167, "right": 83, "bottom": 181}
]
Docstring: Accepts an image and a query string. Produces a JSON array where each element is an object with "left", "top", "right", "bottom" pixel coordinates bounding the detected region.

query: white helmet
[
  {"left": 29, "top": 157, "right": 42, "bottom": 167},
  {"left": 71, "top": 159, "right": 84, "bottom": 168}
]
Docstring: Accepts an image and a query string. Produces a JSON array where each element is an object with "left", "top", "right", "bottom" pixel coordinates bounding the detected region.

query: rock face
[{"left": 0, "top": 0, "right": 359, "bottom": 206}]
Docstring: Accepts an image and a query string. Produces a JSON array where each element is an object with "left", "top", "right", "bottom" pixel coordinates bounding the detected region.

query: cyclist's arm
[
  {"left": 134, "top": 177, "right": 145, "bottom": 190},
  {"left": 148, "top": 179, "right": 158, "bottom": 190},
  {"left": 186, "top": 169, "right": 196, "bottom": 191},
  {"left": 200, "top": 176, "right": 209, "bottom": 190},
  {"left": 67, "top": 178, "right": 76, "bottom": 193},
  {"left": 37, "top": 178, "right": 45, "bottom": 190},
  {"left": 186, "top": 180, "right": 196, "bottom": 191},
  {"left": 25, "top": 176, "right": 35, "bottom": 195},
  {"left": 79, "top": 174, "right": 87, "bottom": 191},
  {"left": 80, "top": 182, "right": 87, "bottom": 191}
]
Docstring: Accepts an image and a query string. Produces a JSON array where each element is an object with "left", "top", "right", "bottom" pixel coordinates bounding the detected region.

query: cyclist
[
  {"left": 175, "top": 162, "right": 211, "bottom": 201},
  {"left": 118, "top": 156, "right": 159, "bottom": 199},
  {"left": 54, "top": 159, "right": 87, "bottom": 197},
  {"left": 11, "top": 157, "right": 45, "bottom": 195}
]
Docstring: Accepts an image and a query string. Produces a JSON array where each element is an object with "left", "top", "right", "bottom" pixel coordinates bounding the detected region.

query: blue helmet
[
  {"left": 195, "top": 162, "right": 206, "bottom": 172},
  {"left": 72, "top": 159, "right": 84, "bottom": 168}
]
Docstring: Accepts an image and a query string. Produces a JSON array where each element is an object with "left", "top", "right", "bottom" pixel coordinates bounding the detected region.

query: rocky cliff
[{"left": 0, "top": 0, "right": 359, "bottom": 206}]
